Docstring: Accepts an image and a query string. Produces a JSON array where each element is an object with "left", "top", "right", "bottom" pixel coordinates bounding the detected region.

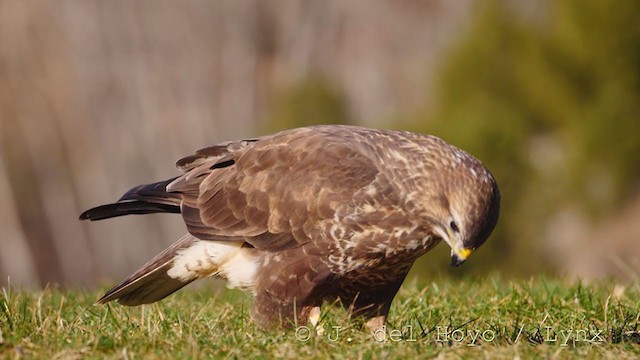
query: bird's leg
[
  {"left": 365, "top": 315, "right": 387, "bottom": 341},
  {"left": 349, "top": 274, "right": 408, "bottom": 340},
  {"left": 308, "top": 306, "right": 324, "bottom": 336}
]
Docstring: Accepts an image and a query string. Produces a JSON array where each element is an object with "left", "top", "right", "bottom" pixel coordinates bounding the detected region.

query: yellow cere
[{"left": 458, "top": 248, "right": 473, "bottom": 260}]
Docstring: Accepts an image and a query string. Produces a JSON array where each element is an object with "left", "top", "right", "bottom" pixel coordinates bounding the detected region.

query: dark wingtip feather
[
  {"left": 210, "top": 159, "right": 235, "bottom": 170},
  {"left": 94, "top": 234, "right": 196, "bottom": 306},
  {"left": 80, "top": 178, "right": 182, "bottom": 221},
  {"left": 79, "top": 202, "right": 180, "bottom": 221}
]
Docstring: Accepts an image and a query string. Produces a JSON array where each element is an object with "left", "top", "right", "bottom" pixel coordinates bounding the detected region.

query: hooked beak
[
  {"left": 441, "top": 226, "right": 473, "bottom": 267},
  {"left": 450, "top": 249, "right": 472, "bottom": 267}
]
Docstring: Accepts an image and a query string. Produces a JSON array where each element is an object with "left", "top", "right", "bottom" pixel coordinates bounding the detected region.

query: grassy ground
[{"left": 0, "top": 277, "right": 639, "bottom": 359}]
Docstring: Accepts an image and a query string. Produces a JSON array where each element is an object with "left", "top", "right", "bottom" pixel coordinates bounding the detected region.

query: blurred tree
[
  {"left": 408, "top": 0, "right": 640, "bottom": 276},
  {"left": 265, "top": 75, "right": 350, "bottom": 132}
]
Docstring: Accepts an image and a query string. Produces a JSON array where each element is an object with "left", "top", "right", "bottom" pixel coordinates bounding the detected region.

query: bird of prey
[{"left": 80, "top": 125, "right": 500, "bottom": 334}]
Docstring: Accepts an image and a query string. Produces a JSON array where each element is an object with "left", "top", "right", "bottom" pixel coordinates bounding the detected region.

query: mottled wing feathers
[{"left": 168, "top": 128, "right": 381, "bottom": 251}]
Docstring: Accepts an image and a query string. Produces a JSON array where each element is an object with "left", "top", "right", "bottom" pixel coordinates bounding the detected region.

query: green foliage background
[
  {"left": 265, "top": 0, "right": 640, "bottom": 277},
  {"left": 266, "top": 76, "right": 350, "bottom": 131}
]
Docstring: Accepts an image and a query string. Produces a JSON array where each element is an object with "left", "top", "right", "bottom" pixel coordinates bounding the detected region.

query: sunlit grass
[{"left": 1, "top": 277, "right": 639, "bottom": 359}]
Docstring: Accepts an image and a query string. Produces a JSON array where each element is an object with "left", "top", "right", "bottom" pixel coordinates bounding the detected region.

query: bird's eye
[{"left": 450, "top": 221, "right": 459, "bottom": 232}]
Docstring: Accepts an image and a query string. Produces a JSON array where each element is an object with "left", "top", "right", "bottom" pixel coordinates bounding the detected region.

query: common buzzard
[{"left": 80, "top": 125, "right": 500, "bottom": 334}]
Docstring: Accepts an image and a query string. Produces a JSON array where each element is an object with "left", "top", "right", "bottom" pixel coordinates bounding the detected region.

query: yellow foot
[
  {"left": 366, "top": 316, "right": 387, "bottom": 341},
  {"left": 308, "top": 306, "right": 324, "bottom": 336}
]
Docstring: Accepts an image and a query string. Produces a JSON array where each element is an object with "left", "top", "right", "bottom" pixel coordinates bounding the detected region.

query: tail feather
[
  {"left": 97, "top": 234, "right": 197, "bottom": 305},
  {"left": 80, "top": 177, "right": 181, "bottom": 221}
]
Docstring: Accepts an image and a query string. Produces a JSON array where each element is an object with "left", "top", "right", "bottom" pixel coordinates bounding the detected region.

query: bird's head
[
  {"left": 436, "top": 161, "right": 500, "bottom": 267},
  {"left": 411, "top": 141, "right": 501, "bottom": 267}
]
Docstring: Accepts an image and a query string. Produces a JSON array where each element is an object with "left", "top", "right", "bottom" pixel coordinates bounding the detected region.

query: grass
[{"left": 0, "top": 277, "right": 639, "bottom": 359}]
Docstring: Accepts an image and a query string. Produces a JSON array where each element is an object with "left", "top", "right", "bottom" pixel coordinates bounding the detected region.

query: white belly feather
[{"left": 166, "top": 240, "right": 258, "bottom": 291}]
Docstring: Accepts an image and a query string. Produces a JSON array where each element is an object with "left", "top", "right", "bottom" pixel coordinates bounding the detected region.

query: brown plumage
[{"left": 80, "top": 125, "right": 500, "bottom": 332}]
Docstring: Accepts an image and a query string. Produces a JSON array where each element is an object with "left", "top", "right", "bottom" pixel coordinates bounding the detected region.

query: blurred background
[{"left": 1, "top": 0, "right": 639, "bottom": 289}]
